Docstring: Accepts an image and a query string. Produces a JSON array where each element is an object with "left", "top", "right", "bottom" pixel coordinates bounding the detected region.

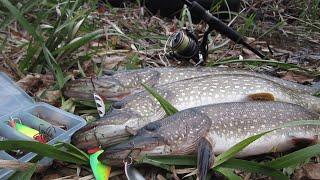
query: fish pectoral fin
[
  {"left": 247, "top": 92, "right": 275, "bottom": 101},
  {"left": 197, "top": 137, "right": 215, "bottom": 180}
]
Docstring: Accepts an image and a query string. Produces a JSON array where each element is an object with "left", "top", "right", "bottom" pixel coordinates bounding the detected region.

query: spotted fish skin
[
  {"left": 100, "top": 102, "right": 320, "bottom": 163},
  {"left": 64, "top": 67, "right": 317, "bottom": 101},
  {"left": 112, "top": 67, "right": 316, "bottom": 94},
  {"left": 72, "top": 74, "right": 320, "bottom": 150},
  {"left": 113, "top": 74, "right": 320, "bottom": 119}
]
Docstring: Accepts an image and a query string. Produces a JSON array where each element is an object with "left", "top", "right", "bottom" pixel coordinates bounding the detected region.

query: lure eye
[{"left": 112, "top": 102, "right": 123, "bottom": 109}]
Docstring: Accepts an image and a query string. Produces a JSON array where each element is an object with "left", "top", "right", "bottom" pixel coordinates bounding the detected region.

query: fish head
[
  {"left": 63, "top": 76, "right": 131, "bottom": 101},
  {"left": 99, "top": 121, "right": 166, "bottom": 165},
  {"left": 101, "top": 136, "right": 166, "bottom": 165},
  {"left": 100, "top": 110, "right": 212, "bottom": 165},
  {"left": 72, "top": 110, "right": 143, "bottom": 151}
]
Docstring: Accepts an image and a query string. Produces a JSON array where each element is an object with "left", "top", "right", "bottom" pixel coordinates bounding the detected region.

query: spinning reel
[
  {"left": 167, "top": 0, "right": 267, "bottom": 65},
  {"left": 168, "top": 29, "right": 208, "bottom": 65}
]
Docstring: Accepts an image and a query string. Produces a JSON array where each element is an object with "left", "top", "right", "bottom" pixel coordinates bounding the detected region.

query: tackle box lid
[{"left": 0, "top": 72, "right": 35, "bottom": 117}]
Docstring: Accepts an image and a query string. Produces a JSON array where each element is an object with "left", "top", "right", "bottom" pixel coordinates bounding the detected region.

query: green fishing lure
[
  {"left": 15, "top": 122, "right": 39, "bottom": 138},
  {"left": 90, "top": 150, "right": 111, "bottom": 180}
]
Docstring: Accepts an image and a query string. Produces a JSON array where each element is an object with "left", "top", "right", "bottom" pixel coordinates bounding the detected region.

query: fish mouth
[
  {"left": 99, "top": 136, "right": 163, "bottom": 164},
  {"left": 72, "top": 124, "right": 131, "bottom": 151},
  {"left": 104, "top": 92, "right": 132, "bottom": 101},
  {"left": 72, "top": 110, "right": 143, "bottom": 150},
  {"left": 63, "top": 77, "right": 131, "bottom": 101},
  {"left": 63, "top": 87, "right": 131, "bottom": 101}
]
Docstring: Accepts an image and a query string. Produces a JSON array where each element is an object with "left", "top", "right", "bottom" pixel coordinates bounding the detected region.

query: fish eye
[
  {"left": 112, "top": 102, "right": 123, "bottom": 109},
  {"left": 144, "top": 122, "right": 160, "bottom": 131}
]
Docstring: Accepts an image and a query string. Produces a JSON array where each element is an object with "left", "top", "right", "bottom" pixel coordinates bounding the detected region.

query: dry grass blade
[
  {"left": 9, "top": 163, "right": 37, "bottom": 180},
  {"left": 0, "top": 160, "right": 43, "bottom": 172}
]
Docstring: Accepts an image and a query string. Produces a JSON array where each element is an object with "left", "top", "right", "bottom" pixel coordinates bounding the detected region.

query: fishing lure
[
  {"left": 8, "top": 119, "right": 48, "bottom": 143},
  {"left": 93, "top": 92, "right": 106, "bottom": 118},
  {"left": 8, "top": 119, "right": 39, "bottom": 138},
  {"left": 89, "top": 150, "right": 111, "bottom": 180},
  {"left": 91, "top": 77, "right": 106, "bottom": 118}
]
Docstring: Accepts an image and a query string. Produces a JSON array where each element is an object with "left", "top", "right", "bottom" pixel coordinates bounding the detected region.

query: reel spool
[{"left": 168, "top": 30, "right": 206, "bottom": 65}]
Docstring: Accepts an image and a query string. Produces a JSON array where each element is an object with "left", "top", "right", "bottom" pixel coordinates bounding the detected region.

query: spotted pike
[
  {"left": 100, "top": 102, "right": 320, "bottom": 179},
  {"left": 64, "top": 67, "right": 317, "bottom": 101},
  {"left": 72, "top": 74, "right": 320, "bottom": 150}
]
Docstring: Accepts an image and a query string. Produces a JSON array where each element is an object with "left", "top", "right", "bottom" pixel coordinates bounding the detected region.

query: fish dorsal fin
[{"left": 248, "top": 92, "right": 275, "bottom": 101}]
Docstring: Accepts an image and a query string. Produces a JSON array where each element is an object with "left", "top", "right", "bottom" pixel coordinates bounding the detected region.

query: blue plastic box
[{"left": 0, "top": 72, "right": 86, "bottom": 179}]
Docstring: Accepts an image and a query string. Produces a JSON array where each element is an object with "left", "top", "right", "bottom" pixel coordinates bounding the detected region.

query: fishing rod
[{"left": 168, "top": 0, "right": 267, "bottom": 65}]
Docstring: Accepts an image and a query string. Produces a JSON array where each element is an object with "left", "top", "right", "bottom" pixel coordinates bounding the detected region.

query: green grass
[
  {"left": 209, "top": 59, "right": 311, "bottom": 72},
  {"left": 300, "top": 0, "right": 320, "bottom": 20},
  {"left": 0, "top": 0, "right": 101, "bottom": 89},
  {"left": 0, "top": 141, "right": 89, "bottom": 165},
  {"left": 9, "top": 163, "right": 36, "bottom": 180}
]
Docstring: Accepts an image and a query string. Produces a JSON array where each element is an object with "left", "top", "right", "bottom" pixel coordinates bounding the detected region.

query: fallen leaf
[
  {"left": 103, "top": 56, "right": 126, "bottom": 69},
  {"left": 293, "top": 163, "right": 320, "bottom": 180},
  {"left": 17, "top": 73, "right": 55, "bottom": 91},
  {"left": 17, "top": 74, "right": 41, "bottom": 91},
  {"left": 60, "top": 98, "right": 76, "bottom": 113},
  {"left": 282, "top": 71, "right": 314, "bottom": 84},
  {"left": 36, "top": 88, "right": 61, "bottom": 104}
]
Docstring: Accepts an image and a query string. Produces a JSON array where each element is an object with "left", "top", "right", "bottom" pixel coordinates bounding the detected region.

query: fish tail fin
[{"left": 197, "top": 137, "right": 214, "bottom": 180}]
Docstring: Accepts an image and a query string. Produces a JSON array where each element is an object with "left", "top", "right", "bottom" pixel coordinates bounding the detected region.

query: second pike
[
  {"left": 100, "top": 101, "right": 320, "bottom": 180},
  {"left": 72, "top": 73, "right": 320, "bottom": 150}
]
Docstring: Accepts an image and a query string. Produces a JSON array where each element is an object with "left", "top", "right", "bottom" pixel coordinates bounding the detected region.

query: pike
[
  {"left": 64, "top": 67, "right": 317, "bottom": 101},
  {"left": 72, "top": 74, "right": 320, "bottom": 150},
  {"left": 100, "top": 102, "right": 320, "bottom": 180}
]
